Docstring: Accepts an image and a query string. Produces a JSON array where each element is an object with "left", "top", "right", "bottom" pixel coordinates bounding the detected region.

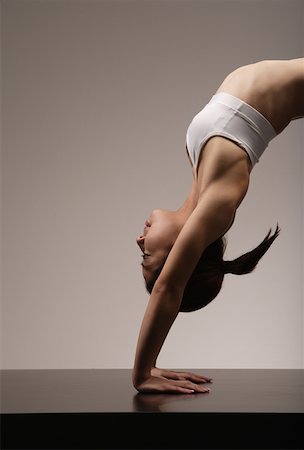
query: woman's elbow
[
  {"left": 152, "top": 280, "right": 184, "bottom": 310},
  {"left": 152, "top": 277, "right": 184, "bottom": 301}
]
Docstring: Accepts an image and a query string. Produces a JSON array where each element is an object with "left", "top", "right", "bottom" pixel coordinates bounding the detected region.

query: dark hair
[{"left": 145, "top": 225, "right": 280, "bottom": 313}]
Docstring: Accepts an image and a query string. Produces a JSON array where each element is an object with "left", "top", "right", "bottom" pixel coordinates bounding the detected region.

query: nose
[{"left": 136, "top": 235, "right": 145, "bottom": 251}]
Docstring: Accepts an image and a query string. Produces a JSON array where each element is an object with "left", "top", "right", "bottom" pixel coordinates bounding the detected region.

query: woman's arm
[
  {"left": 132, "top": 286, "right": 201, "bottom": 393},
  {"left": 133, "top": 179, "right": 239, "bottom": 394}
]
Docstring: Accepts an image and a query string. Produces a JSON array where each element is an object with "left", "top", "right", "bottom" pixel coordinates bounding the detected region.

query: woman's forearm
[{"left": 132, "top": 286, "right": 182, "bottom": 386}]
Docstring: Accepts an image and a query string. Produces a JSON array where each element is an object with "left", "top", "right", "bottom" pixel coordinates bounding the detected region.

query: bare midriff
[{"left": 216, "top": 58, "right": 304, "bottom": 134}]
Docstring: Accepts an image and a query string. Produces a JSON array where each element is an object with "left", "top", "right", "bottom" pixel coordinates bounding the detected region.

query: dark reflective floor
[
  {"left": 1, "top": 368, "right": 303, "bottom": 414},
  {"left": 1, "top": 369, "right": 303, "bottom": 450}
]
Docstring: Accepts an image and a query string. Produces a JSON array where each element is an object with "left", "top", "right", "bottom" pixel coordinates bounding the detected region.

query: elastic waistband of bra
[{"left": 210, "top": 92, "right": 277, "bottom": 143}]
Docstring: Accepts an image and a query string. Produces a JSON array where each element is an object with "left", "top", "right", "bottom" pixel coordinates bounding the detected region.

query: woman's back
[{"left": 216, "top": 58, "right": 304, "bottom": 133}]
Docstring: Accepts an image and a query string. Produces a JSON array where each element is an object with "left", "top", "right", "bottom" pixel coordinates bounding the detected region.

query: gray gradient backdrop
[{"left": 1, "top": 0, "right": 303, "bottom": 369}]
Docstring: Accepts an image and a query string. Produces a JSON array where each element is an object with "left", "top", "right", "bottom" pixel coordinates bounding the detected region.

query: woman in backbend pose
[{"left": 133, "top": 58, "right": 304, "bottom": 394}]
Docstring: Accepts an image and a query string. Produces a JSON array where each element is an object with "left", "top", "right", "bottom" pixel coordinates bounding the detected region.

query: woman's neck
[{"left": 176, "top": 178, "right": 199, "bottom": 216}]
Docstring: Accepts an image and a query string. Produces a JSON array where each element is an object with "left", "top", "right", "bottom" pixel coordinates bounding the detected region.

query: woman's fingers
[
  {"left": 136, "top": 375, "right": 211, "bottom": 395},
  {"left": 174, "top": 386, "right": 197, "bottom": 394},
  {"left": 187, "top": 372, "right": 213, "bottom": 383},
  {"left": 151, "top": 368, "right": 213, "bottom": 384},
  {"left": 170, "top": 371, "right": 212, "bottom": 383},
  {"left": 172, "top": 379, "right": 210, "bottom": 393}
]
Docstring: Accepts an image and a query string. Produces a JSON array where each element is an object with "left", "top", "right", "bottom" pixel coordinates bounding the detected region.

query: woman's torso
[
  {"left": 216, "top": 58, "right": 304, "bottom": 134},
  {"left": 187, "top": 59, "right": 304, "bottom": 209}
]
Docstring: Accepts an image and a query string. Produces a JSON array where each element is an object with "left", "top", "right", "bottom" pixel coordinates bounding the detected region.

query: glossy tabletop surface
[{"left": 1, "top": 368, "right": 303, "bottom": 414}]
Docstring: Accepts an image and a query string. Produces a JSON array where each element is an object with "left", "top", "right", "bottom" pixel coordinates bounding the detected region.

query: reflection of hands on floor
[{"left": 133, "top": 390, "right": 201, "bottom": 412}]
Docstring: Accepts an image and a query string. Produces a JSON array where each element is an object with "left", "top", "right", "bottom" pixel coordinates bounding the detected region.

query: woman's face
[{"left": 136, "top": 209, "right": 177, "bottom": 282}]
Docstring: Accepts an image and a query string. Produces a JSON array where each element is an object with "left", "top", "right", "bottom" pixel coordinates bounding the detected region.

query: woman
[{"left": 133, "top": 58, "right": 304, "bottom": 394}]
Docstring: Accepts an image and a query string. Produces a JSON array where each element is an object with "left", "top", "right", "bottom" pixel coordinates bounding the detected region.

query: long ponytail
[
  {"left": 179, "top": 225, "right": 280, "bottom": 312},
  {"left": 222, "top": 225, "right": 280, "bottom": 275}
]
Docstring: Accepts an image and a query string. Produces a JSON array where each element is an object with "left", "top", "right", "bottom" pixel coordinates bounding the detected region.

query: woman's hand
[
  {"left": 134, "top": 375, "right": 210, "bottom": 394},
  {"left": 151, "top": 367, "right": 213, "bottom": 384}
]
